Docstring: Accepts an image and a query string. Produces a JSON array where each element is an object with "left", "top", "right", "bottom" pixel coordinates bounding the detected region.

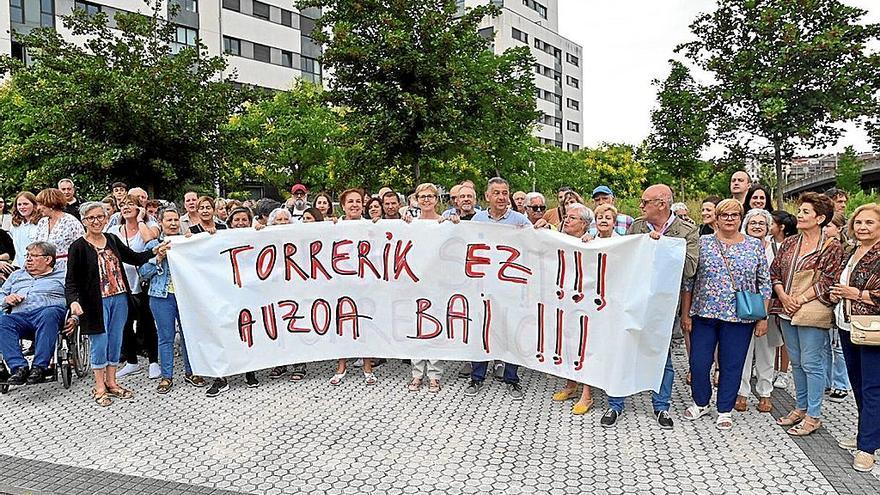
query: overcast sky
[{"left": 557, "top": 0, "right": 879, "bottom": 155}]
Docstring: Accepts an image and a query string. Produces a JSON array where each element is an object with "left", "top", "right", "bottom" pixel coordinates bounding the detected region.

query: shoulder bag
[
  {"left": 790, "top": 238, "right": 834, "bottom": 329},
  {"left": 715, "top": 236, "right": 767, "bottom": 321}
]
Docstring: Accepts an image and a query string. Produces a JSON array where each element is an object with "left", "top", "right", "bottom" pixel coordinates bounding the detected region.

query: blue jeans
[
  {"left": 471, "top": 361, "right": 519, "bottom": 384},
  {"left": 89, "top": 294, "right": 128, "bottom": 369},
  {"left": 780, "top": 319, "right": 828, "bottom": 418},
  {"left": 608, "top": 351, "right": 674, "bottom": 413},
  {"left": 0, "top": 305, "right": 65, "bottom": 370},
  {"left": 825, "top": 327, "right": 850, "bottom": 390},
  {"left": 840, "top": 329, "right": 880, "bottom": 453},
  {"left": 150, "top": 294, "right": 192, "bottom": 379},
  {"left": 688, "top": 316, "right": 754, "bottom": 413}
]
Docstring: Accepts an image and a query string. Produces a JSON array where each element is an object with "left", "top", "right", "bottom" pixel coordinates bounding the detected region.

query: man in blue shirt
[{"left": 0, "top": 242, "right": 70, "bottom": 385}]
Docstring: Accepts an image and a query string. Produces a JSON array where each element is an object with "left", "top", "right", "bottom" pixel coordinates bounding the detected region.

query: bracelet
[{"left": 800, "top": 295, "right": 809, "bottom": 304}]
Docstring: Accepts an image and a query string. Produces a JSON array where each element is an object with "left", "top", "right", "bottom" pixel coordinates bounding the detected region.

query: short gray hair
[
  {"left": 487, "top": 177, "right": 509, "bottom": 188},
  {"left": 525, "top": 192, "right": 545, "bottom": 204},
  {"left": 566, "top": 203, "right": 594, "bottom": 225},
  {"left": 27, "top": 241, "right": 57, "bottom": 267},
  {"left": 57, "top": 178, "right": 74, "bottom": 187},
  {"left": 671, "top": 202, "right": 688, "bottom": 214},
  {"left": 743, "top": 208, "right": 773, "bottom": 234},
  {"left": 79, "top": 201, "right": 107, "bottom": 218},
  {"left": 268, "top": 208, "right": 292, "bottom": 225}
]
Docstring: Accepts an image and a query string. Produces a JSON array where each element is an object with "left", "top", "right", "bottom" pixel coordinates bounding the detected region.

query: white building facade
[
  {"left": 0, "top": 0, "right": 322, "bottom": 90},
  {"left": 463, "top": 0, "right": 584, "bottom": 151}
]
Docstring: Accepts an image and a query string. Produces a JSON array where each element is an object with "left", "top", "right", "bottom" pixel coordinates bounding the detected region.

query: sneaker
[
  {"left": 464, "top": 380, "right": 483, "bottom": 397},
  {"left": 184, "top": 374, "right": 207, "bottom": 388},
  {"left": 116, "top": 362, "right": 141, "bottom": 378},
  {"left": 268, "top": 366, "right": 287, "bottom": 379},
  {"left": 828, "top": 389, "right": 849, "bottom": 402},
  {"left": 773, "top": 374, "right": 789, "bottom": 389},
  {"left": 655, "top": 410, "right": 674, "bottom": 429},
  {"left": 458, "top": 362, "right": 472, "bottom": 378},
  {"left": 206, "top": 378, "right": 229, "bottom": 397},
  {"left": 854, "top": 451, "right": 875, "bottom": 472},
  {"left": 148, "top": 363, "right": 161, "bottom": 380},
  {"left": 352, "top": 359, "right": 364, "bottom": 368},
  {"left": 493, "top": 362, "right": 505, "bottom": 381},
  {"left": 600, "top": 408, "right": 621, "bottom": 427},
  {"left": 245, "top": 372, "right": 259, "bottom": 388},
  {"left": 6, "top": 367, "right": 29, "bottom": 386},
  {"left": 838, "top": 437, "right": 858, "bottom": 450},
  {"left": 26, "top": 366, "right": 47, "bottom": 385},
  {"left": 507, "top": 382, "right": 524, "bottom": 400}
]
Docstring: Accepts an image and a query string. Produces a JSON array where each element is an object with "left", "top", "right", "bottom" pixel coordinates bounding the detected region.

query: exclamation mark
[
  {"left": 556, "top": 249, "right": 566, "bottom": 300},
  {"left": 482, "top": 299, "right": 492, "bottom": 354},
  {"left": 574, "top": 315, "right": 589, "bottom": 371},
  {"left": 536, "top": 303, "right": 545, "bottom": 362},
  {"left": 595, "top": 253, "right": 608, "bottom": 310},
  {"left": 553, "top": 308, "right": 564, "bottom": 365},
  {"left": 572, "top": 251, "right": 585, "bottom": 302}
]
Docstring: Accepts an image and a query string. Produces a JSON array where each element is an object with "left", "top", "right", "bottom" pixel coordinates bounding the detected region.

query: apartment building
[
  {"left": 0, "top": 0, "right": 321, "bottom": 90},
  {"left": 463, "top": 0, "right": 584, "bottom": 151}
]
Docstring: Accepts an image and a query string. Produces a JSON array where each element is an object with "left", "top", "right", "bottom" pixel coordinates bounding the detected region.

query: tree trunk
[{"left": 774, "top": 141, "right": 785, "bottom": 210}]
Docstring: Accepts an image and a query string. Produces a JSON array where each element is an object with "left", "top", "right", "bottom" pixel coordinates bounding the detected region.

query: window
[
  {"left": 253, "top": 1, "right": 270, "bottom": 20},
  {"left": 176, "top": 26, "right": 197, "bottom": 47},
  {"left": 511, "top": 27, "right": 528, "bottom": 44},
  {"left": 566, "top": 98, "right": 579, "bottom": 111},
  {"left": 74, "top": 0, "right": 101, "bottom": 16},
  {"left": 40, "top": 0, "right": 54, "bottom": 27},
  {"left": 10, "top": 0, "right": 24, "bottom": 23},
  {"left": 253, "top": 43, "right": 271, "bottom": 63},
  {"left": 522, "top": 0, "right": 547, "bottom": 19},
  {"left": 223, "top": 36, "right": 241, "bottom": 56},
  {"left": 534, "top": 38, "right": 561, "bottom": 60},
  {"left": 566, "top": 53, "right": 580, "bottom": 66},
  {"left": 567, "top": 121, "right": 580, "bottom": 132},
  {"left": 222, "top": 0, "right": 240, "bottom": 11},
  {"left": 182, "top": 0, "right": 198, "bottom": 13},
  {"left": 566, "top": 75, "right": 579, "bottom": 88},
  {"left": 567, "top": 144, "right": 580, "bottom": 152},
  {"left": 302, "top": 55, "right": 321, "bottom": 77},
  {"left": 281, "top": 10, "right": 293, "bottom": 27},
  {"left": 281, "top": 50, "right": 293, "bottom": 68},
  {"left": 534, "top": 63, "right": 561, "bottom": 83}
]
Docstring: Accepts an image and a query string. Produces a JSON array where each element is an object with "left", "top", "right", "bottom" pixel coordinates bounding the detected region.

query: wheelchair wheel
[
  {"left": 61, "top": 363, "right": 72, "bottom": 389},
  {"left": 73, "top": 326, "right": 90, "bottom": 378},
  {"left": 0, "top": 363, "right": 8, "bottom": 395}
]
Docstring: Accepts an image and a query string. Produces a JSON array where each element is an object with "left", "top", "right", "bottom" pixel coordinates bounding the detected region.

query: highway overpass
[{"left": 783, "top": 155, "right": 880, "bottom": 198}]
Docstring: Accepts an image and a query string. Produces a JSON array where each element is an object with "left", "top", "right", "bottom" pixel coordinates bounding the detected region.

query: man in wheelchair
[{"left": 0, "top": 241, "right": 75, "bottom": 385}]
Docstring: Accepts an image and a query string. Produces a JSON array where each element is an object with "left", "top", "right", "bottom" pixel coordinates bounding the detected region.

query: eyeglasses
[
  {"left": 25, "top": 253, "right": 49, "bottom": 260},
  {"left": 747, "top": 220, "right": 768, "bottom": 227},
  {"left": 639, "top": 198, "right": 662, "bottom": 206},
  {"left": 83, "top": 215, "right": 107, "bottom": 223},
  {"left": 417, "top": 194, "right": 436, "bottom": 200},
  {"left": 528, "top": 205, "right": 547, "bottom": 212},
  {"left": 718, "top": 213, "right": 741, "bottom": 220}
]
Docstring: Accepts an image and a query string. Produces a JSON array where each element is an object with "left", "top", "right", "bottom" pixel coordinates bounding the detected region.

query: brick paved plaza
[{"left": 1, "top": 346, "right": 879, "bottom": 495}]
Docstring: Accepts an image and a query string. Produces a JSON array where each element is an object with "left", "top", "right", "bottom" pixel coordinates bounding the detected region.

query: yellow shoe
[
  {"left": 552, "top": 388, "right": 578, "bottom": 401},
  {"left": 572, "top": 399, "right": 594, "bottom": 415}
]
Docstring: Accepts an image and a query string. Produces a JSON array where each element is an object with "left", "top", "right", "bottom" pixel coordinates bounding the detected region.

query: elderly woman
[
  {"left": 66, "top": 202, "right": 168, "bottom": 406},
  {"left": 114, "top": 194, "right": 161, "bottom": 379},
  {"left": 593, "top": 204, "right": 620, "bottom": 239},
  {"left": 189, "top": 196, "right": 227, "bottom": 234},
  {"left": 552, "top": 203, "right": 597, "bottom": 414},
  {"left": 831, "top": 203, "right": 880, "bottom": 472},
  {"left": 267, "top": 208, "right": 293, "bottom": 226},
  {"left": 680, "top": 199, "right": 772, "bottom": 430},
  {"left": 770, "top": 192, "right": 844, "bottom": 436},
  {"left": 33, "top": 188, "right": 84, "bottom": 270},
  {"left": 138, "top": 207, "right": 207, "bottom": 394},
  {"left": 734, "top": 208, "right": 781, "bottom": 413},
  {"left": 330, "top": 189, "right": 378, "bottom": 386},
  {"left": 770, "top": 209, "right": 798, "bottom": 388}
]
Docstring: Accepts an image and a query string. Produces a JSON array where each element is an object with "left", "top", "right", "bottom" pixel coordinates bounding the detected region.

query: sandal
[
  {"left": 289, "top": 365, "right": 306, "bottom": 382},
  {"left": 734, "top": 395, "right": 748, "bottom": 412},
  {"left": 552, "top": 387, "right": 578, "bottom": 402},
  {"left": 364, "top": 372, "right": 377, "bottom": 386},
  {"left": 686, "top": 372, "right": 692, "bottom": 385},
  {"left": 788, "top": 417, "right": 821, "bottom": 436},
  {"left": 329, "top": 371, "right": 346, "bottom": 386},
  {"left": 106, "top": 386, "right": 134, "bottom": 400},
  {"left": 428, "top": 379, "right": 441, "bottom": 393},
  {"left": 92, "top": 389, "right": 112, "bottom": 407},
  {"left": 156, "top": 378, "right": 172, "bottom": 395},
  {"left": 776, "top": 409, "right": 806, "bottom": 426},
  {"left": 716, "top": 412, "right": 733, "bottom": 430},
  {"left": 712, "top": 369, "right": 720, "bottom": 388},
  {"left": 757, "top": 397, "right": 772, "bottom": 413},
  {"left": 684, "top": 403, "right": 711, "bottom": 420},
  {"left": 408, "top": 378, "right": 422, "bottom": 391}
]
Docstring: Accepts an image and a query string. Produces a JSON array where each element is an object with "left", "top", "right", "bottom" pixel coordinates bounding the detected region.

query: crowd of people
[{"left": 0, "top": 172, "right": 878, "bottom": 473}]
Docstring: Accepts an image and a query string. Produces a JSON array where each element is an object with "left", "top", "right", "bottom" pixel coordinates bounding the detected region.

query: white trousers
[
  {"left": 738, "top": 334, "right": 776, "bottom": 398},
  {"left": 411, "top": 360, "right": 442, "bottom": 380}
]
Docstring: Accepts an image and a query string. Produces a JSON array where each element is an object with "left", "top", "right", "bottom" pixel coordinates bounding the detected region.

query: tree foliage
[
  {"left": 295, "top": 0, "right": 540, "bottom": 188},
  {"left": 678, "top": 0, "right": 880, "bottom": 208},
  {"left": 0, "top": 1, "right": 248, "bottom": 199},
  {"left": 836, "top": 145, "right": 862, "bottom": 194}
]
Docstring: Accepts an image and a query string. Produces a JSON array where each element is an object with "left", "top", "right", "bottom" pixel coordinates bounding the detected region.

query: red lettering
[
  {"left": 331, "top": 240, "right": 357, "bottom": 276},
  {"left": 284, "top": 243, "right": 308, "bottom": 282},
  {"left": 465, "top": 243, "right": 491, "bottom": 278},
  {"left": 496, "top": 245, "right": 532, "bottom": 284},
  {"left": 411, "top": 298, "right": 442, "bottom": 339},
  {"left": 310, "top": 241, "right": 332, "bottom": 280},
  {"left": 238, "top": 309, "right": 254, "bottom": 347},
  {"left": 446, "top": 294, "right": 470, "bottom": 343},
  {"left": 278, "top": 300, "right": 309, "bottom": 333},
  {"left": 311, "top": 299, "right": 331, "bottom": 335},
  {"left": 357, "top": 241, "right": 382, "bottom": 279},
  {"left": 393, "top": 240, "right": 419, "bottom": 282},
  {"left": 336, "top": 296, "right": 371, "bottom": 340},
  {"left": 382, "top": 241, "right": 391, "bottom": 281},
  {"left": 262, "top": 303, "right": 278, "bottom": 340},
  {"left": 256, "top": 245, "right": 276, "bottom": 281},
  {"left": 221, "top": 245, "right": 254, "bottom": 288}
]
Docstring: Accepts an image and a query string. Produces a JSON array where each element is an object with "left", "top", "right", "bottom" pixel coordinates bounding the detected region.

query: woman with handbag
[
  {"left": 680, "top": 199, "right": 772, "bottom": 430},
  {"left": 769, "top": 192, "right": 844, "bottom": 436},
  {"left": 829, "top": 203, "right": 880, "bottom": 472}
]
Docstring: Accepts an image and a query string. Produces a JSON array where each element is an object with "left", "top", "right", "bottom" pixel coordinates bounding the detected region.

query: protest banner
[{"left": 167, "top": 221, "right": 685, "bottom": 397}]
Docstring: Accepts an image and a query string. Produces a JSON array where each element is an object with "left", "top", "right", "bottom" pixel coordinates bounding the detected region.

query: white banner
[{"left": 167, "top": 221, "right": 685, "bottom": 397}]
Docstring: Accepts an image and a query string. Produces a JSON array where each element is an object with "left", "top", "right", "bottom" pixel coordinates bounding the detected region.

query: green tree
[
  {"left": 646, "top": 60, "right": 711, "bottom": 198},
  {"left": 296, "top": 0, "right": 539, "bottom": 187},
  {"left": 0, "top": 1, "right": 248, "bottom": 199},
  {"left": 221, "top": 81, "right": 346, "bottom": 195},
  {"left": 836, "top": 145, "right": 862, "bottom": 194},
  {"left": 678, "top": 0, "right": 880, "bottom": 209}
]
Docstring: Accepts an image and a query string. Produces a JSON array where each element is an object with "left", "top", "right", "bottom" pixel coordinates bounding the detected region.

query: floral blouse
[
  {"left": 685, "top": 234, "right": 772, "bottom": 323},
  {"left": 33, "top": 213, "right": 84, "bottom": 262}
]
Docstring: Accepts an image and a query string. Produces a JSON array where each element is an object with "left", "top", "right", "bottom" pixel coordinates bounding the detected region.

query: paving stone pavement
[{"left": 1, "top": 347, "right": 879, "bottom": 494}]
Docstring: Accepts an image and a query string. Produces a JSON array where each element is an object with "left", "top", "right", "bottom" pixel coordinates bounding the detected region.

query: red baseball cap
[{"left": 290, "top": 184, "right": 308, "bottom": 194}]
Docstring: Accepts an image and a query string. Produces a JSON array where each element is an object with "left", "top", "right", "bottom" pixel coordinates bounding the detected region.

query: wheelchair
[{"left": 0, "top": 310, "right": 90, "bottom": 394}]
